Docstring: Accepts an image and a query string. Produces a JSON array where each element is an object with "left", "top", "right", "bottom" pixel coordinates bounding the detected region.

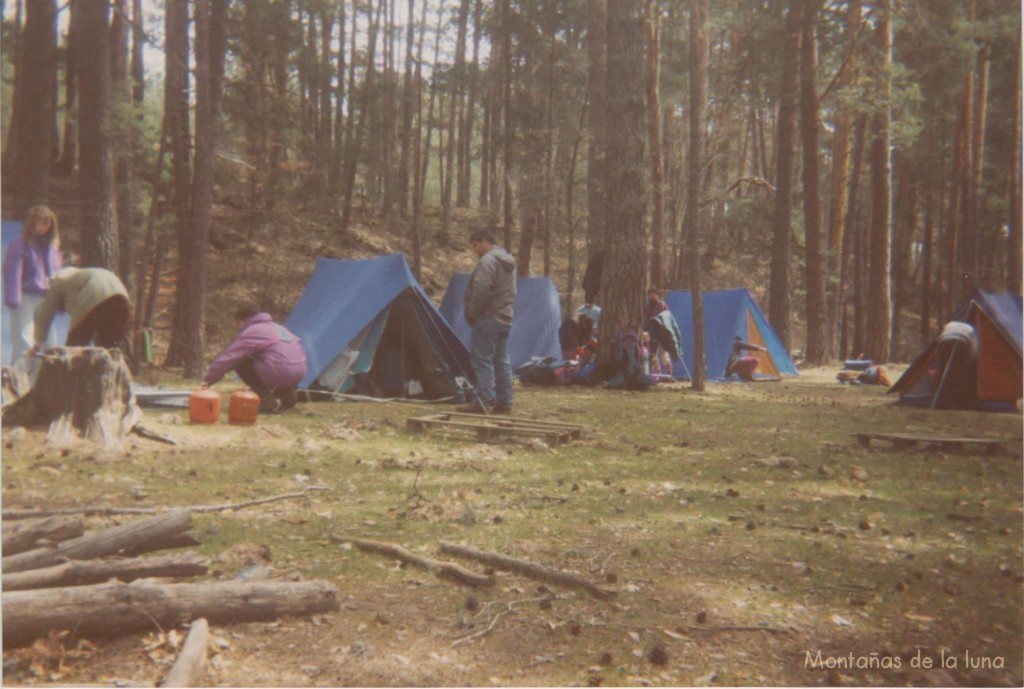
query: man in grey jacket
[{"left": 461, "top": 228, "right": 516, "bottom": 414}]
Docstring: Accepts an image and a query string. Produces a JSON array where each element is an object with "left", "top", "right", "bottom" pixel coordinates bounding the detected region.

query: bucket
[
  {"left": 189, "top": 388, "right": 221, "bottom": 424},
  {"left": 228, "top": 389, "right": 261, "bottom": 425}
]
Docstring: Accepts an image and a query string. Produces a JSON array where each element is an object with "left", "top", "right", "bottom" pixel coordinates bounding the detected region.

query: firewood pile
[{"left": 2, "top": 509, "right": 341, "bottom": 686}]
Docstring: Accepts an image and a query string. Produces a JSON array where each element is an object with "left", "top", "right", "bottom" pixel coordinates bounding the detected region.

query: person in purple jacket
[
  {"left": 202, "top": 306, "right": 308, "bottom": 413},
  {"left": 3, "top": 205, "right": 63, "bottom": 364}
]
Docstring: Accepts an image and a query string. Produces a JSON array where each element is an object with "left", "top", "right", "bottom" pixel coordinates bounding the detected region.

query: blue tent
[
  {"left": 664, "top": 288, "right": 798, "bottom": 381},
  {"left": 438, "top": 273, "right": 562, "bottom": 369},
  {"left": 285, "top": 254, "right": 473, "bottom": 399},
  {"left": 2, "top": 221, "right": 70, "bottom": 364}
]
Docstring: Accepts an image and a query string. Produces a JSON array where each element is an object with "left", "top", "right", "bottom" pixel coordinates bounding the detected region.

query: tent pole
[{"left": 931, "top": 341, "right": 958, "bottom": 410}]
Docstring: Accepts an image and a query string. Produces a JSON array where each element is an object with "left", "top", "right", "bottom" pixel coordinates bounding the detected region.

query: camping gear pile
[{"left": 836, "top": 359, "right": 891, "bottom": 386}]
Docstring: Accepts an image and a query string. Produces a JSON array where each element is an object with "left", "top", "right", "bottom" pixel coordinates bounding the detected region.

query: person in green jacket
[{"left": 31, "top": 267, "right": 131, "bottom": 352}]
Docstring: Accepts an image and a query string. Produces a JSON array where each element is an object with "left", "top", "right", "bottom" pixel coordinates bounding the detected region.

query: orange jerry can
[
  {"left": 189, "top": 388, "right": 222, "bottom": 424},
  {"left": 228, "top": 389, "right": 261, "bottom": 425}
]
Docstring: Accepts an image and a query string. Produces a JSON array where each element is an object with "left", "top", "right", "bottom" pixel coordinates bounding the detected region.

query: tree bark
[
  {"left": 646, "top": 0, "right": 665, "bottom": 291},
  {"left": 799, "top": 1, "right": 826, "bottom": 364},
  {"left": 2, "top": 515, "right": 85, "bottom": 556},
  {"left": 586, "top": 0, "right": 608, "bottom": 287},
  {"left": 1, "top": 510, "right": 192, "bottom": 574},
  {"left": 686, "top": 0, "right": 709, "bottom": 390},
  {"left": 5, "top": 0, "right": 56, "bottom": 208},
  {"left": 768, "top": 2, "right": 800, "bottom": 352},
  {"left": 2, "top": 551, "right": 209, "bottom": 591},
  {"left": 78, "top": 0, "right": 119, "bottom": 271},
  {"left": 161, "top": 618, "right": 210, "bottom": 688},
  {"left": 864, "top": 1, "right": 892, "bottom": 363},
  {"left": 1, "top": 348, "right": 142, "bottom": 451},
  {"left": 1010, "top": 26, "right": 1022, "bottom": 293},
  {"left": 54, "top": 0, "right": 80, "bottom": 178},
  {"left": 595, "top": 0, "right": 646, "bottom": 367},
  {"left": 3, "top": 579, "right": 340, "bottom": 649}
]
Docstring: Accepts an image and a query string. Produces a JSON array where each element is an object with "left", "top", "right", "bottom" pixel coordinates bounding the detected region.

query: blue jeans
[{"left": 470, "top": 316, "right": 513, "bottom": 408}]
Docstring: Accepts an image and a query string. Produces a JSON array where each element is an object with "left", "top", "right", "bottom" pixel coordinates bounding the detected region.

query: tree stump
[{"left": 1, "top": 347, "right": 142, "bottom": 450}]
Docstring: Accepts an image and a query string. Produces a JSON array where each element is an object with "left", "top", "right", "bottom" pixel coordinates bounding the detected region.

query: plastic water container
[
  {"left": 189, "top": 388, "right": 221, "bottom": 424},
  {"left": 228, "top": 389, "right": 261, "bottom": 425}
]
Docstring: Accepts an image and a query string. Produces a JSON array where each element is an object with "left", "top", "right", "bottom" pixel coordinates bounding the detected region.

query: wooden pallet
[
  {"left": 407, "top": 412, "right": 583, "bottom": 445},
  {"left": 854, "top": 432, "right": 1006, "bottom": 455}
]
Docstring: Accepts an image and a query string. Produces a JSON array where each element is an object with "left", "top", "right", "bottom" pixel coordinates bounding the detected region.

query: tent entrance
[{"left": 312, "top": 288, "right": 460, "bottom": 399}]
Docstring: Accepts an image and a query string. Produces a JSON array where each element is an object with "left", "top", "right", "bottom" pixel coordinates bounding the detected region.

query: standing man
[{"left": 462, "top": 228, "right": 516, "bottom": 414}]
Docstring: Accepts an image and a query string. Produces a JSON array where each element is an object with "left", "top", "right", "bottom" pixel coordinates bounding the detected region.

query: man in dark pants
[{"left": 461, "top": 229, "right": 517, "bottom": 414}]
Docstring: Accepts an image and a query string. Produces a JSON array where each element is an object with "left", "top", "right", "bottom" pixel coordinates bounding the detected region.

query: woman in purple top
[
  {"left": 3, "top": 206, "right": 62, "bottom": 363},
  {"left": 202, "top": 306, "right": 308, "bottom": 413}
]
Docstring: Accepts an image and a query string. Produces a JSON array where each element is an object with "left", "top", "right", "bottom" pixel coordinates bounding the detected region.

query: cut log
[
  {"left": 2, "top": 515, "right": 85, "bottom": 555},
  {"left": 3, "top": 579, "right": 341, "bottom": 648},
  {"left": 1, "top": 347, "right": 142, "bottom": 450},
  {"left": 332, "top": 535, "right": 495, "bottom": 588},
  {"left": 1, "top": 364, "right": 31, "bottom": 405},
  {"left": 438, "top": 540, "right": 616, "bottom": 600},
  {"left": 160, "top": 618, "right": 209, "bottom": 688},
  {"left": 2, "top": 510, "right": 192, "bottom": 574},
  {"left": 120, "top": 532, "right": 202, "bottom": 558},
  {"left": 3, "top": 551, "right": 209, "bottom": 591}
]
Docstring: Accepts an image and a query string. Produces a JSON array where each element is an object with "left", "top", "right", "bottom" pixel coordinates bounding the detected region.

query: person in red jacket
[{"left": 203, "top": 307, "right": 308, "bottom": 413}]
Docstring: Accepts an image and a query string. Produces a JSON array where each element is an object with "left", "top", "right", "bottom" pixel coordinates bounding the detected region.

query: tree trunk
[
  {"left": 500, "top": 0, "right": 514, "bottom": 248},
  {"left": 163, "top": 0, "right": 191, "bottom": 367},
  {"left": 398, "top": 0, "right": 415, "bottom": 219},
  {"left": 646, "top": 0, "right": 665, "bottom": 291},
  {"left": 1, "top": 348, "right": 142, "bottom": 451},
  {"left": 5, "top": 0, "right": 56, "bottom": 209},
  {"left": 1010, "top": 26, "right": 1022, "bottom": 293},
  {"left": 340, "top": 1, "right": 381, "bottom": 232},
  {"left": 825, "top": 0, "right": 860, "bottom": 359},
  {"left": 441, "top": 0, "right": 470, "bottom": 242},
  {"left": 3, "top": 579, "right": 340, "bottom": 649},
  {"left": 596, "top": 0, "right": 646, "bottom": 367},
  {"left": 586, "top": 0, "right": 608, "bottom": 288},
  {"left": 78, "top": 0, "right": 119, "bottom": 271},
  {"left": 53, "top": 0, "right": 80, "bottom": 178},
  {"left": 1, "top": 509, "right": 192, "bottom": 574},
  {"left": 686, "top": 0, "right": 709, "bottom": 390},
  {"left": 799, "top": 0, "right": 826, "bottom": 364},
  {"left": 864, "top": 0, "right": 892, "bottom": 363},
  {"left": 111, "top": 0, "right": 135, "bottom": 300},
  {"left": 768, "top": 2, "right": 800, "bottom": 352}
]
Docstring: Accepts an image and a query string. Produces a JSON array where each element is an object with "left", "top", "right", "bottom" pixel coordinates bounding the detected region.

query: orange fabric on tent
[
  {"left": 746, "top": 310, "right": 780, "bottom": 377},
  {"left": 975, "top": 308, "right": 1023, "bottom": 403}
]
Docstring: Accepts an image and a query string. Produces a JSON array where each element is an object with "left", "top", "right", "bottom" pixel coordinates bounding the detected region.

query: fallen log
[
  {"left": 3, "top": 551, "right": 209, "bottom": 591},
  {"left": 332, "top": 535, "right": 494, "bottom": 588},
  {"left": 3, "top": 579, "right": 340, "bottom": 648},
  {"left": 2, "top": 347, "right": 142, "bottom": 450},
  {"left": 2, "top": 515, "right": 85, "bottom": 555},
  {"left": 438, "top": 541, "right": 616, "bottom": 600},
  {"left": 160, "top": 618, "right": 209, "bottom": 688},
  {"left": 2, "top": 510, "right": 192, "bottom": 574}
]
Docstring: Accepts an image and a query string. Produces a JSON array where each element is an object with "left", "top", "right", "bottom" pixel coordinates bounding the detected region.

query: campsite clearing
[{"left": 2, "top": 367, "right": 1021, "bottom": 687}]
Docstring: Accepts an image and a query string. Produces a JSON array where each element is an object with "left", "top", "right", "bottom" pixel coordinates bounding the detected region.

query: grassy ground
[{"left": 2, "top": 367, "right": 1022, "bottom": 687}]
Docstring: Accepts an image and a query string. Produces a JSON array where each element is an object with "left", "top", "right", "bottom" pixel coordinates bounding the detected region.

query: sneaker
[
  {"left": 259, "top": 393, "right": 282, "bottom": 414},
  {"left": 455, "top": 403, "right": 491, "bottom": 415},
  {"left": 492, "top": 404, "right": 512, "bottom": 415}
]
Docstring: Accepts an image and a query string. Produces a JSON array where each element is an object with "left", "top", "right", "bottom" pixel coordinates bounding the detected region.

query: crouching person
[{"left": 203, "top": 307, "right": 308, "bottom": 413}]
